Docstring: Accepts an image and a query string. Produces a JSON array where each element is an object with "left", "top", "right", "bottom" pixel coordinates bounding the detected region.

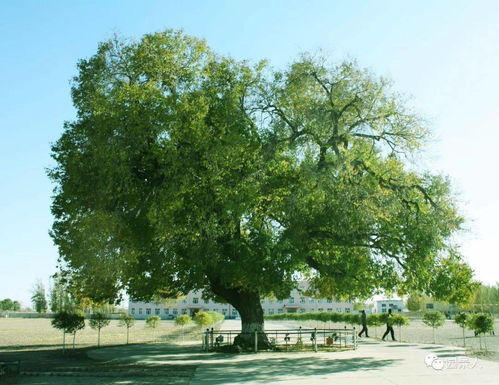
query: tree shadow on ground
[
  {"left": 0, "top": 344, "right": 198, "bottom": 373},
  {"left": 385, "top": 344, "right": 418, "bottom": 347},
  {"left": 193, "top": 356, "right": 401, "bottom": 384}
]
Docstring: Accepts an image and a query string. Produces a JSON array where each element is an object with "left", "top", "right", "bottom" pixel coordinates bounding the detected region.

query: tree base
[{"left": 233, "top": 332, "right": 272, "bottom": 351}]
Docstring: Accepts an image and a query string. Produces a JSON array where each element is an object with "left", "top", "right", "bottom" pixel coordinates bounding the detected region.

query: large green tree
[{"left": 49, "top": 30, "right": 476, "bottom": 347}]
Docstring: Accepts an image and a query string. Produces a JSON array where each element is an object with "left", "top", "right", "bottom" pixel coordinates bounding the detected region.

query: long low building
[{"left": 129, "top": 283, "right": 353, "bottom": 320}]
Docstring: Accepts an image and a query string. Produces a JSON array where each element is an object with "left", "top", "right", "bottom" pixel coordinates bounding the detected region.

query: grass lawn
[
  {"left": 0, "top": 318, "right": 206, "bottom": 384},
  {"left": 0, "top": 318, "right": 190, "bottom": 348},
  {"left": 284, "top": 318, "right": 499, "bottom": 362}
]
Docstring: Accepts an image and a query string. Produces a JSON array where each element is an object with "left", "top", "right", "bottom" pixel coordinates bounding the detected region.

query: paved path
[
  {"left": 86, "top": 331, "right": 499, "bottom": 385},
  {"left": 189, "top": 340, "right": 499, "bottom": 384}
]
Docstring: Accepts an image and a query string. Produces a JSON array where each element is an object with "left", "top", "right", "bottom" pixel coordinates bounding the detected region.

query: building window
[
  {"left": 317, "top": 299, "right": 323, "bottom": 304},
  {"left": 336, "top": 308, "right": 341, "bottom": 312},
  {"left": 204, "top": 299, "right": 209, "bottom": 304},
  {"left": 181, "top": 309, "right": 187, "bottom": 314},
  {"left": 309, "top": 298, "right": 315, "bottom": 303},
  {"left": 278, "top": 299, "right": 283, "bottom": 304},
  {"left": 299, "top": 309, "right": 306, "bottom": 313},
  {"left": 300, "top": 297, "right": 305, "bottom": 303},
  {"left": 318, "top": 308, "right": 324, "bottom": 312},
  {"left": 327, "top": 308, "right": 333, "bottom": 312},
  {"left": 164, "top": 308, "right": 169, "bottom": 314},
  {"left": 222, "top": 309, "right": 227, "bottom": 315},
  {"left": 288, "top": 297, "right": 294, "bottom": 303},
  {"left": 139, "top": 308, "right": 143, "bottom": 314},
  {"left": 146, "top": 308, "right": 151, "bottom": 315},
  {"left": 131, "top": 308, "right": 135, "bottom": 314},
  {"left": 193, "top": 298, "right": 199, "bottom": 304},
  {"left": 232, "top": 309, "right": 237, "bottom": 315},
  {"left": 345, "top": 308, "right": 350, "bottom": 313},
  {"left": 327, "top": 299, "right": 333, "bottom": 303},
  {"left": 268, "top": 309, "right": 274, "bottom": 315},
  {"left": 155, "top": 308, "right": 160, "bottom": 315},
  {"left": 182, "top": 299, "right": 187, "bottom": 304},
  {"left": 173, "top": 309, "right": 178, "bottom": 315},
  {"left": 277, "top": 309, "right": 283, "bottom": 314}
]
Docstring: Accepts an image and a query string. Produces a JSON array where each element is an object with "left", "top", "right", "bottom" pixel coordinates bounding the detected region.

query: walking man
[
  {"left": 358, "top": 310, "right": 369, "bottom": 337},
  {"left": 382, "top": 308, "right": 396, "bottom": 341}
]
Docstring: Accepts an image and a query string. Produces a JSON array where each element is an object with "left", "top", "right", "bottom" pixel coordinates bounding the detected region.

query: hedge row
[
  {"left": 265, "top": 311, "right": 409, "bottom": 327},
  {"left": 178, "top": 311, "right": 225, "bottom": 327}
]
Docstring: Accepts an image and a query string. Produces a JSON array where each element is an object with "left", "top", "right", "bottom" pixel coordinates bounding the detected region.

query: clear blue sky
[{"left": 1, "top": 1, "right": 498, "bottom": 307}]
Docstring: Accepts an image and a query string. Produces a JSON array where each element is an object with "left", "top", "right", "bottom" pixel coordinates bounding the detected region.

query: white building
[
  {"left": 128, "top": 282, "right": 353, "bottom": 319},
  {"left": 375, "top": 299, "right": 405, "bottom": 313}
]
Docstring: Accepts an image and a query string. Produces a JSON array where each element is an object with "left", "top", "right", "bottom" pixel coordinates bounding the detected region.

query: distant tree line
[
  {"left": 406, "top": 283, "right": 499, "bottom": 314},
  {"left": 0, "top": 298, "right": 21, "bottom": 311}
]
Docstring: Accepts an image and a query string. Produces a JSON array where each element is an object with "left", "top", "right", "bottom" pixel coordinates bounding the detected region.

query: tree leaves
[{"left": 49, "top": 30, "right": 476, "bottom": 308}]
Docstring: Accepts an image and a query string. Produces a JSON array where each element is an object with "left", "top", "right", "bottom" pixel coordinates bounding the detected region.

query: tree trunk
[
  {"left": 235, "top": 292, "right": 268, "bottom": 349},
  {"left": 73, "top": 332, "right": 76, "bottom": 349},
  {"left": 126, "top": 327, "right": 129, "bottom": 344},
  {"left": 62, "top": 332, "right": 66, "bottom": 354},
  {"left": 98, "top": 328, "right": 101, "bottom": 347},
  {"left": 209, "top": 276, "right": 270, "bottom": 350}
]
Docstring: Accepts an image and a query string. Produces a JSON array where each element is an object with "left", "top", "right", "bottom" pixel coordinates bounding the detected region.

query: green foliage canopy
[
  {"left": 467, "top": 313, "right": 494, "bottom": 335},
  {"left": 392, "top": 314, "right": 409, "bottom": 327},
  {"left": 194, "top": 311, "right": 213, "bottom": 326},
  {"left": 49, "top": 30, "right": 476, "bottom": 327},
  {"left": 118, "top": 312, "right": 135, "bottom": 328},
  {"left": 454, "top": 312, "right": 468, "bottom": 328},
  {"left": 145, "top": 315, "right": 161, "bottom": 328},
  {"left": 89, "top": 311, "right": 111, "bottom": 330},
  {"left": 367, "top": 314, "right": 384, "bottom": 327},
  {"left": 52, "top": 311, "right": 85, "bottom": 334},
  {"left": 175, "top": 314, "right": 192, "bottom": 327},
  {"left": 0, "top": 298, "right": 21, "bottom": 311},
  {"left": 422, "top": 311, "right": 445, "bottom": 329}
]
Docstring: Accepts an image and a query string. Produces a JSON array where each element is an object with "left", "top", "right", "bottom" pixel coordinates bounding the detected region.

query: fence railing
[{"left": 203, "top": 327, "right": 357, "bottom": 352}]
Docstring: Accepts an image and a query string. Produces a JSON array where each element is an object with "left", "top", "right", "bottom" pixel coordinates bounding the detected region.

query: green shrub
[
  {"left": 89, "top": 311, "right": 110, "bottom": 347},
  {"left": 118, "top": 312, "right": 135, "bottom": 344},
  {"left": 392, "top": 314, "right": 409, "bottom": 341},
  {"left": 467, "top": 313, "right": 494, "bottom": 335},
  {"left": 51, "top": 310, "right": 85, "bottom": 351},
  {"left": 146, "top": 315, "right": 161, "bottom": 328},
  {"left": 206, "top": 311, "right": 224, "bottom": 323},
  {"left": 454, "top": 312, "right": 468, "bottom": 328},
  {"left": 175, "top": 314, "right": 192, "bottom": 327},
  {"left": 468, "top": 312, "right": 494, "bottom": 350},
  {"left": 194, "top": 312, "right": 213, "bottom": 327},
  {"left": 454, "top": 312, "right": 468, "bottom": 347},
  {"left": 344, "top": 313, "right": 361, "bottom": 326},
  {"left": 367, "top": 314, "right": 383, "bottom": 327},
  {"left": 422, "top": 311, "right": 445, "bottom": 343},
  {"left": 366, "top": 314, "right": 383, "bottom": 338},
  {"left": 467, "top": 313, "right": 494, "bottom": 350}
]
